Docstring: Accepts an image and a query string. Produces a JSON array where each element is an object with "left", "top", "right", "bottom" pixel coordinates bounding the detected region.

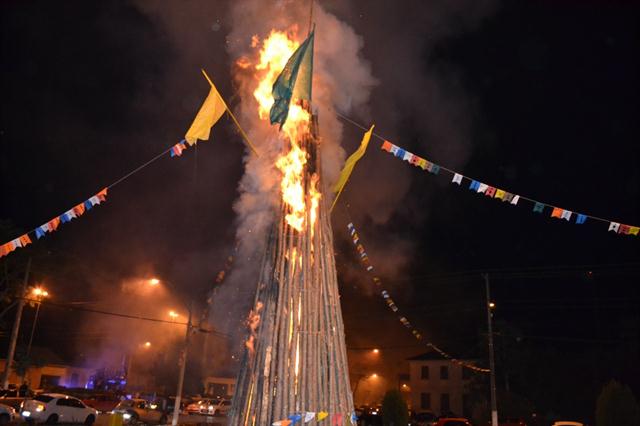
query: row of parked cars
[{"left": 0, "top": 390, "right": 232, "bottom": 425}]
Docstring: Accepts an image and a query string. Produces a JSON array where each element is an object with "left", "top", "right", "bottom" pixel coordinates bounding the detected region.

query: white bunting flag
[
  {"left": 477, "top": 183, "right": 488, "bottom": 194},
  {"left": 561, "top": 210, "right": 572, "bottom": 221},
  {"left": 608, "top": 222, "right": 620, "bottom": 232},
  {"left": 452, "top": 173, "right": 463, "bottom": 185},
  {"left": 403, "top": 151, "right": 414, "bottom": 162},
  {"left": 510, "top": 195, "right": 520, "bottom": 205},
  {"left": 304, "top": 412, "right": 316, "bottom": 423}
]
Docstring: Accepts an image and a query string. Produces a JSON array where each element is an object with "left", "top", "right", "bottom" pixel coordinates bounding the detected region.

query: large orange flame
[{"left": 251, "top": 29, "right": 317, "bottom": 232}]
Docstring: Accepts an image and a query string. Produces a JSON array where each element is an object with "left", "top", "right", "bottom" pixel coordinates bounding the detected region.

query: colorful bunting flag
[
  {"left": 576, "top": 214, "right": 588, "bottom": 224},
  {"left": 630, "top": 227, "right": 639, "bottom": 236},
  {"left": 331, "top": 413, "right": 343, "bottom": 425},
  {"left": 469, "top": 180, "right": 480, "bottom": 191},
  {"left": 288, "top": 414, "right": 302, "bottom": 425},
  {"left": 495, "top": 189, "right": 506, "bottom": 200},
  {"left": 561, "top": 210, "right": 572, "bottom": 221},
  {"left": 402, "top": 151, "right": 413, "bottom": 162},
  {"left": 608, "top": 222, "right": 620, "bottom": 233},
  {"left": 381, "top": 140, "right": 393, "bottom": 152},
  {"left": 510, "top": 195, "right": 520, "bottom": 205},
  {"left": 477, "top": 183, "right": 488, "bottom": 194},
  {"left": 533, "top": 202, "right": 545, "bottom": 213},
  {"left": 551, "top": 207, "right": 563, "bottom": 219},
  {"left": 485, "top": 186, "right": 497, "bottom": 197},
  {"left": 304, "top": 412, "right": 316, "bottom": 423},
  {"left": 452, "top": 173, "right": 463, "bottom": 185},
  {"left": 317, "top": 412, "right": 329, "bottom": 421},
  {"left": 170, "top": 140, "right": 187, "bottom": 157}
]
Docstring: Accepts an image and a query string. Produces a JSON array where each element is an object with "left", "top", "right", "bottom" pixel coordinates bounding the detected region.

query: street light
[
  {"left": 148, "top": 278, "right": 193, "bottom": 426},
  {"left": 372, "top": 348, "right": 379, "bottom": 354},
  {"left": 27, "top": 286, "right": 49, "bottom": 358},
  {"left": 353, "top": 373, "right": 379, "bottom": 404},
  {"left": 168, "top": 310, "right": 179, "bottom": 320},
  {"left": 144, "top": 341, "right": 152, "bottom": 348}
]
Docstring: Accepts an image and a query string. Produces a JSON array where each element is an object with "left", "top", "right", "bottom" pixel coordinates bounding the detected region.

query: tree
[
  {"left": 596, "top": 380, "right": 640, "bottom": 426},
  {"left": 382, "top": 389, "right": 408, "bottom": 426}
]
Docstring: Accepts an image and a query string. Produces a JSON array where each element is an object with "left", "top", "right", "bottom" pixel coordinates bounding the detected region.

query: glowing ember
[{"left": 251, "top": 29, "right": 317, "bottom": 231}]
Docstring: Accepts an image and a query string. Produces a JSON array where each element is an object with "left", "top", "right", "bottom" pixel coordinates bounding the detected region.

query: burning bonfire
[{"left": 229, "top": 26, "right": 355, "bottom": 425}]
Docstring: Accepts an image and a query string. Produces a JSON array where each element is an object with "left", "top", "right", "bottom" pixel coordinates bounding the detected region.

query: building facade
[{"left": 407, "top": 352, "right": 475, "bottom": 417}]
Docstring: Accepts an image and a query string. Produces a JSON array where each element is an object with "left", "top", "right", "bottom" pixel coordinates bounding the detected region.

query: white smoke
[{"left": 207, "top": 0, "right": 376, "bottom": 346}]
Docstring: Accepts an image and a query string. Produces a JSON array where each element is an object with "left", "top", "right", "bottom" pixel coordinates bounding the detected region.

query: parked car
[
  {"left": 112, "top": 398, "right": 168, "bottom": 425},
  {"left": 0, "top": 403, "right": 17, "bottom": 425},
  {"left": 185, "top": 399, "right": 216, "bottom": 415},
  {"left": 433, "top": 418, "right": 472, "bottom": 426},
  {"left": 21, "top": 393, "right": 98, "bottom": 425},
  {"left": 551, "top": 422, "right": 583, "bottom": 426},
  {"left": 185, "top": 398, "right": 231, "bottom": 417}
]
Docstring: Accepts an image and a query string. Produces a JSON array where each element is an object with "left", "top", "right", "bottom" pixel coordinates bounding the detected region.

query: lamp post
[
  {"left": 147, "top": 278, "right": 193, "bottom": 426},
  {"left": 2, "top": 257, "right": 31, "bottom": 389},
  {"left": 483, "top": 273, "right": 498, "bottom": 426},
  {"left": 27, "top": 287, "right": 49, "bottom": 358}
]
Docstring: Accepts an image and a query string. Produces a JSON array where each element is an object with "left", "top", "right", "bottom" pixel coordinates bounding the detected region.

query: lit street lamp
[
  {"left": 148, "top": 277, "right": 193, "bottom": 426},
  {"left": 353, "top": 372, "right": 379, "bottom": 404},
  {"left": 27, "top": 286, "right": 49, "bottom": 358}
]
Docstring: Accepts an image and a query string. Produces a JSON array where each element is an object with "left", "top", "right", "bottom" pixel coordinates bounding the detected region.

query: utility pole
[
  {"left": 483, "top": 273, "right": 498, "bottom": 426},
  {"left": 171, "top": 302, "right": 192, "bottom": 426},
  {"left": 2, "top": 257, "right": 31, "bottom": 389}
]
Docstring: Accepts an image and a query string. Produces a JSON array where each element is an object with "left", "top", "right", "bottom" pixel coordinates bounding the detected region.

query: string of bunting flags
[
  {"left": 272, "top": 410, "right": 357, "bottom": 425},
  {"left": 380, "top": 140, "right": 639, "bottom": 237},
  {"left": 0, "top": 188, "right": 108, "bottom": 258},
  {"left": 346, "top": 221, "right": 490, "bottom": 374}
]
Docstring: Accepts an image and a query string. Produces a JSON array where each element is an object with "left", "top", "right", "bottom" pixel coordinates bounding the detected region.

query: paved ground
[{"left": 12, "top": 414, "right": 227, "bottom": 426}]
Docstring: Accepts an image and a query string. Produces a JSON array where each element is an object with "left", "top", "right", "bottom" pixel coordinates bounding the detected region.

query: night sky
[{"left": 1, "top": 0, "right": 639, "bottom": 421}]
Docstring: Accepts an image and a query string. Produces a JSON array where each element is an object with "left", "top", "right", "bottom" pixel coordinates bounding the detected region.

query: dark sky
[{"left": 1, "top": 0, "right": 639, "bottom": 419}]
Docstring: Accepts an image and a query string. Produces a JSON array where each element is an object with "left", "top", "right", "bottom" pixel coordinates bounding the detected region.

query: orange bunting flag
[
  {"left": 73, "top": 203, "right": 86, "bottom": 217},
  {"left": 381, "top": 140, "right": 393, "bottom": 152},
  {"left": 48, "top": 217, "right": 61, "bottom": 231},
  {"left": 19, "top": 234, "right": 32, "bottom": 246},
  {"left": 551, "top": 207, "right": 563, "bottom": 219}
]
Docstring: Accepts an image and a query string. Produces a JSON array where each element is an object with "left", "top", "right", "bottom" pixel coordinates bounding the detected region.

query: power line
[{"left": 23, "top": 298, "right": 230, "bottom": 338}]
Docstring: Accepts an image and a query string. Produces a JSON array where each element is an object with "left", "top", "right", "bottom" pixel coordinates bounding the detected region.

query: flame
[{"left": 252, "top": 29, "right": 317, "bottom": 232}]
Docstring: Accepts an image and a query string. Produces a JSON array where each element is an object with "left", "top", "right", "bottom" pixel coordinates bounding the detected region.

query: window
[
  {"left": 420, "top": 365, "right": 430, "bottom": 380},
  {"left": 420, "top": 392, "right": 431, "bottom": 410},
  {"left": 56, "top": 399, "right": 71, "bottom": 407},
  {"left": 67, "top": 398, "right": 85, "bottom": 409},
  {"left": 440, "top": 365, "right": 449, "bottom": 379},
  {"left": 440, "top": 393, "right": 450, "bottom": 414},
  {"left": 34, "top": 395, "right": 54, "bottom": 403}
]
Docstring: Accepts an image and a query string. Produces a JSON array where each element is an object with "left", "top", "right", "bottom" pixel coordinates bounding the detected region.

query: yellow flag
[
  {"left": 330, "top": 125, "right": 374, "bottom": 212},
  {"left": 184, "top": 83, "right": 226, "bottom": 146}
]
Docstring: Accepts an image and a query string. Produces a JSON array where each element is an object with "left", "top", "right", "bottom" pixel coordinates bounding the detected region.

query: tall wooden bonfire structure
[{"left": 229, "top": 64, "right": 354, "bottom": 424}]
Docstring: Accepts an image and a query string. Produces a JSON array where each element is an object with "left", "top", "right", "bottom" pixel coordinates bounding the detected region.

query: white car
[
  {"left": 0, "top": 403, "right": 17, "bottom": 424},
  {"left": 22, "top": 393, "right": 98, "bottom": 425}
]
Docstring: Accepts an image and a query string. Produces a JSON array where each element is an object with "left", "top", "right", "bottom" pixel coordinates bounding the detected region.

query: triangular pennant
[
  {"left": 304, "top": 412, "right": 316, "bottom": 423},
  {"left": 317, "top": 412, "right": 329, "bottom": 421}
]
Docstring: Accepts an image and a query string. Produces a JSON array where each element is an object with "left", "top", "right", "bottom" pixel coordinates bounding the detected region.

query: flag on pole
[
  {"left": 185, "top": 80, "right": 226, "bottom": 146},
  {"left": 331, "top": 125, "right": 375, "bottom": 212},
  {"left": 270, "top": 30, "right": 315, "bottom": 128}
]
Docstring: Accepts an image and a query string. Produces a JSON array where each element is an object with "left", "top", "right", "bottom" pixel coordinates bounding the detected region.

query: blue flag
[{"left": 269, "top": 30, "right": 314, "bottom": 128}]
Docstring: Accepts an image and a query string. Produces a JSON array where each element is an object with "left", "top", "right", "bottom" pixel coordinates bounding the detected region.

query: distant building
[
  {"left": 203, "top": 376, "right": 235, "bottom": 398},
  {"left": 407, "top": 352, "right": 477, "bottom": 417},
  {"left": 0, "top": 347, "right": 93, "bottom": 390}
]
